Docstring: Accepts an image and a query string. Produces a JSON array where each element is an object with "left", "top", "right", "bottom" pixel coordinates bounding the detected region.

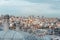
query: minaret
[
  {"left": 3, "top": 15, "right": 9, "bottom": 32},
  {"left": 16, "top": 23, "right": 20, "bottom": 31},
  {"left": 15, "top": 17, "right": 20, "bottom": 31},
  {"left": 3, "top": 19, "right": 9, "bottom": 31}
]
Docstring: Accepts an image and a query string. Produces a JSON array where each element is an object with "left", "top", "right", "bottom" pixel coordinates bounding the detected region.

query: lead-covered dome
[{"left": 0, "top": 30, "right": 40, "bottom": 40}]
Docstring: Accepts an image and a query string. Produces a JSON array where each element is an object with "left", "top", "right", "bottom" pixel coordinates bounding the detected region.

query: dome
[
  {"left": 0, "top": 30, "right": 40, "bottom": 40},
  {"left": 0, "top": 30, "right": 52, "bottom": 40},
  {"left": 0, "top": 25, "right": 51, "bottom": 40}
]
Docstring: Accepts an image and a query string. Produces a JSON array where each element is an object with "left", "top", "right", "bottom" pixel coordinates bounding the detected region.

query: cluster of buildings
[{"left": 0, "top": 15, "right": 60, "bottom": 33}]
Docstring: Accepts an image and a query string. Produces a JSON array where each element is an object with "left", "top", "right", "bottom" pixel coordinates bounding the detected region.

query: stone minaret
[
  {"left": 3, "top": 15, "right": 9, "bottom": 32},
  {"left": 16, "top": 23, "right": 20, "bottom": 31},
  {"left": 3, "top": 19, "right": 9, "bottom": 32},
  {"left": 15, "top": 18, "right": 20, "bottom": 31}
]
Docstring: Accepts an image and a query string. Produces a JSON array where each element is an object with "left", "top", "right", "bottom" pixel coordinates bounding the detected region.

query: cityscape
[
  {"left": 0, "top": 0, "right": 60, "bottom": 40},
  {"left": 0, "top": 15, "right": 60, "bottom": 40}
]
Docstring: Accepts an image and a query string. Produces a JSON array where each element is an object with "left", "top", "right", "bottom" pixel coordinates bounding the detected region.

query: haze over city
[{"left": 0, "top": 0, "right": 60, "bottom": 17}]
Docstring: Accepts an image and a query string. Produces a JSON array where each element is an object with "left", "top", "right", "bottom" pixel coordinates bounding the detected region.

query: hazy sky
[{"left": 0, "top": 0, "right": 60, "bottom": 17}]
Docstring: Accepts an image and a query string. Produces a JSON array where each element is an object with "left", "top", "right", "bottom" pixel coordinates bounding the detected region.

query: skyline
[{"left": 0, "top": 0, "right": 60, "bottom": 17}]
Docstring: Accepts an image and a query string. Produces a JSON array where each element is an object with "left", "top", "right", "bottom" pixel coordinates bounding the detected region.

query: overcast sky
[{"left": 0, "top": 0, "right": 60, "bottom": 17}]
